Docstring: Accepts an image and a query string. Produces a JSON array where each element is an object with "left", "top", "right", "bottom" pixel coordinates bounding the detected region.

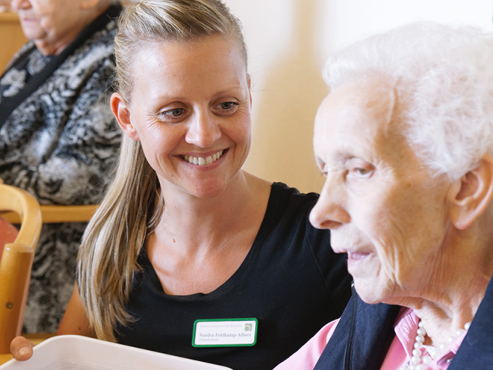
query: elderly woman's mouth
[{"left": 347, "top": 251, "right": 371, "bottom": 262}]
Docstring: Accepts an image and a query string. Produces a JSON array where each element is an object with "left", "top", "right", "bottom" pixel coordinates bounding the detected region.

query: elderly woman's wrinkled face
[
  {"left": 11, "top": 0, "right": 83, "bottom": 47},
  {"left": 310, "top": 77, "right": 453, "bottom": 305}
]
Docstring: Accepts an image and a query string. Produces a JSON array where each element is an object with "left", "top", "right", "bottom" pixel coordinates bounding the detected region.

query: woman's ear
[
  {"left": 110, "top": 93, "right": 140, "bottom": 141},
  {"left": 448, "top": 154, "right": 493, "bottom": 229},
  {"left": 247, "top": 74, "right": 252, "bottom": 107}
]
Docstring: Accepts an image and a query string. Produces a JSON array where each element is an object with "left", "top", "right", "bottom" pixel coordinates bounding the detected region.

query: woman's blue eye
[
  {"left": 164, "top": 108, "right": 184, "bottom": 117},
  {"left": 220, "top": 102, "right": 238, "bottom": 110}
]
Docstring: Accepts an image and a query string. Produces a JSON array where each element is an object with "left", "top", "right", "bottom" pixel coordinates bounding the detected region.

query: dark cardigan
[{"left": 314, "top": 278, "right": 493, "bottom": 369}]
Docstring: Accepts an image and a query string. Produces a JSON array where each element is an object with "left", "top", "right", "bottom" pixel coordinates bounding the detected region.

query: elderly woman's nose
[
  {"left": 10, "top": 0, "right": 30, "bottom": 10},
  {"left": 309, "top": 181, "right": 350, "bottom": 230},
  {"left": 185, "top": 112, "right": 221, "bottom": 148}
]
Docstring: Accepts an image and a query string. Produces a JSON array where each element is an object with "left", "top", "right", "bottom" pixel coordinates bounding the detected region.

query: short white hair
[{"left": 323, "top": 22, "right": 493, "bottom": 181}]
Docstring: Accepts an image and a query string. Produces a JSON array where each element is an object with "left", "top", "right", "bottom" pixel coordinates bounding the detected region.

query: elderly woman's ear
[{"left": 448, "top": 153, "right": 493, "bottom": 230}]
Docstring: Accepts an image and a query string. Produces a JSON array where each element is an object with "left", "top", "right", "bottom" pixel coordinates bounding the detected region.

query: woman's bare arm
[{"left": 57, "top": 283, "right": 96, "bottom": 336}]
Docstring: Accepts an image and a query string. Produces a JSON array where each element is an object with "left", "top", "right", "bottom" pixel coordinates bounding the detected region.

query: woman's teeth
[{"left": 184, "top": 150, "right": 224, "bottom": 166}]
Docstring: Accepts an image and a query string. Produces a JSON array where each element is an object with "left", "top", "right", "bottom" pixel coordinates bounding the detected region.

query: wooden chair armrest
[
  {"left": 0, "top": 243, "right": 34, "bottom": 353},
  {"left": 1, "top": 205, "right": 99, "bottom": 224}
]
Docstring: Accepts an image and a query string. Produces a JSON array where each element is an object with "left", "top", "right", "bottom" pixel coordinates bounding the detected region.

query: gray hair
[
  {"left": 114, "top": 0, "right": 247, "bottom": 101},
  {"left": 323, "top": 22, "right": 493, "bottom": 181}
]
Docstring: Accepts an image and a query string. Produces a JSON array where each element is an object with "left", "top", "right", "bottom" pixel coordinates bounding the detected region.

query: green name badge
[{"left": 192, "top": 318, "right": 258, "bottom": 348}]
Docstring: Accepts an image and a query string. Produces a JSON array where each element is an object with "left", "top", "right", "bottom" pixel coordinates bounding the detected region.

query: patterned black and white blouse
[{"left": 0, "top": 4, "right": 122, "bottom": 332}]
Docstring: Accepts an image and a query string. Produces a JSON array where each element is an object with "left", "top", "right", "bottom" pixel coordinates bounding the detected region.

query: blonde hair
[
  {"left": 114, "top": 0, "right": 247, "bottom": 102},
  {"left": 77, "top": 0, "right": 247, "bottom": 341}
]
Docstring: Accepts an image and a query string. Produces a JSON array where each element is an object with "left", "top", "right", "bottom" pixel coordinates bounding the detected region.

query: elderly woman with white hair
[
  {"left": 275, "top": 22, "right": 493, "bottom": 370},
  {"left": 0, "top": 0, "right": 122, "bottom": 332}
]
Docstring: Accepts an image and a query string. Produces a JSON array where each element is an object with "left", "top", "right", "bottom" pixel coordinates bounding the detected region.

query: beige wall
[
  {"left": 226, "top": 0, "right": 328, "bottom": 194},
  {"left": 0, "top": 12, "right": 26, "bottom": 73}
]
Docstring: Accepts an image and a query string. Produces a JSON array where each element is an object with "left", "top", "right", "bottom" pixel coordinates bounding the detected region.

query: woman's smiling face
[{"left": 113, "top": 35, "right": 252, "bottom": 200}]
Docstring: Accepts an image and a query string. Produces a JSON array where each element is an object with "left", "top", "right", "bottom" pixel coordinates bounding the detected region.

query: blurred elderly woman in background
[
  {"left": 275, "top": 22, "right": 493, "bottom": 370},
  {"left": 0, "top": 0, "right": 122, "bottom": 332}
]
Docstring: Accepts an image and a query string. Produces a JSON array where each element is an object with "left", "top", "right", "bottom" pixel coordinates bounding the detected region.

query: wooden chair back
[
  {"left": 2, "top": 204, "right": 98, "bottom": 224},
  {"left": 0, "top": 184, "right": 42, "bottom": 353}
]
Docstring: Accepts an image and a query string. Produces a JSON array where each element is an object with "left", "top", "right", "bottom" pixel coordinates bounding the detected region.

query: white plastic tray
[{"left": 0, "top": 335, "right": 232, "bottom": 370}]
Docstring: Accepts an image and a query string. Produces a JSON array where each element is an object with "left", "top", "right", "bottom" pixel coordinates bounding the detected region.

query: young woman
[{"left": 11, "top": 1, "right": 351, "bottom": 369}]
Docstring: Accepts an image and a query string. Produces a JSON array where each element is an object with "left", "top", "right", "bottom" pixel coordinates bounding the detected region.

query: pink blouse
[{"left": 274, "top": 308, "right": 466, "bottom": 370}]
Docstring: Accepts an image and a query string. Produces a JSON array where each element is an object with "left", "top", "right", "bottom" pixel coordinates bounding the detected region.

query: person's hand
[{"left": 10, "top": 336, "right": 33, "bottom": 360}]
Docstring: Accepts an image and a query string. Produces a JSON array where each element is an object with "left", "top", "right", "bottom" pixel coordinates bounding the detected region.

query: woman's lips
[
  {"left": 20, "top": 17, "right": 37, "bottom": 25},
  {"left": 347, "top": 251, "right": 371, "bottom": 269},
  {"left": 348, "top": 251, "right": 370, "bottom": 260}
]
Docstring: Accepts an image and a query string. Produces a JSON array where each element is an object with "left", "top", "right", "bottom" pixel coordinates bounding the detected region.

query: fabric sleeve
[
  {"left": 273, "top": 320, "right": 339, "bottom": 370},
  {"left": 10, "top": 60, "right": 121, "bottom": 205}
]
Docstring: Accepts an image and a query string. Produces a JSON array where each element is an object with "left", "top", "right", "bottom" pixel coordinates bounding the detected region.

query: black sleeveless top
[{"left": 115, "top": 183, "right": 352, "bottom": 370}]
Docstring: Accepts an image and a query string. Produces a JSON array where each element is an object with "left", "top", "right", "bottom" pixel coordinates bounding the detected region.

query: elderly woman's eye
[
  {"left": 348, "top": 163, "right": 374, "bottom": 178},
  {"left": 346, "top": 159, "right": 374, "bottom": 178},
  {"left": 355, "top": 168, "right": 372, "bottom": 176}
]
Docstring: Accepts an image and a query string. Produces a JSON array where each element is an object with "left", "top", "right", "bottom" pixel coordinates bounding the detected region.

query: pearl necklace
[{"left": 403, "top": 320, "right": 471, "bottom": 370}]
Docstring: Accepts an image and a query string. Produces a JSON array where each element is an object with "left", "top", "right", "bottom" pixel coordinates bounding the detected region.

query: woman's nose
[
  {"left": 309, "top": 175, "right": 350, "bottom": 230},
  {"left": 11, "top": 0, "right": 30, "bottom": 10},
  {"left": 185, "top": 111, "right": 221, "bottom": 148}
]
